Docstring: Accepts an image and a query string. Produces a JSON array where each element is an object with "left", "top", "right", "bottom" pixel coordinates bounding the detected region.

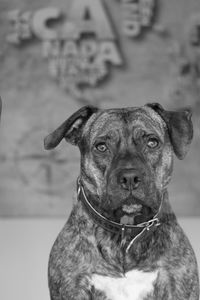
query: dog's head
[{"left": 44, "top": 103, "right": 193, "bottom": 225}]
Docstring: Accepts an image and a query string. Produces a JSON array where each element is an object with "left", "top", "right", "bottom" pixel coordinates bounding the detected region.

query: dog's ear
[
  {"left": 44, "top": 105, "right": 98, "bottom": 149},
  {"left": 146, "top": 103, "right": 193, "bottom": 160}
]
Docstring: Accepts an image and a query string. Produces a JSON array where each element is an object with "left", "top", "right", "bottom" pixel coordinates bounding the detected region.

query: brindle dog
[{"left": 45, "top": 103, "right": 199, "bottom": 300}]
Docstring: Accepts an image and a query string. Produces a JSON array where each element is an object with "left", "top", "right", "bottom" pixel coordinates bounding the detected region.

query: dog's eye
[
  {"left": 147, "top": 137, "right": 159, "bottom": 149},
  {"left": 95, "top": 143, "right": 108, "bottom": 152}
]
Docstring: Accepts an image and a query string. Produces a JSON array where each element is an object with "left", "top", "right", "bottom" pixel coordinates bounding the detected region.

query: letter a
[{"left": 69, "top": 0, "right": 115, "bottom": 40}]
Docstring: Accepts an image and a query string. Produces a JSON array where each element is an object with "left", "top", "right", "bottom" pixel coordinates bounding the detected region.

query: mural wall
[{"left": 0, "top": 0, "right": 200, "bottom": 216}]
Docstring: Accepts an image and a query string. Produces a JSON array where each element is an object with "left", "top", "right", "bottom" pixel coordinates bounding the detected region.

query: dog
[{"left": 44, "top": 103, "right": 199, "bottom": 300}]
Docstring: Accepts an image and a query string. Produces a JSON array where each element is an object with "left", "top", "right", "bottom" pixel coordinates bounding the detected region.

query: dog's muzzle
[{"left": 77, "top": 178, "right": 162, "bottom": 253}]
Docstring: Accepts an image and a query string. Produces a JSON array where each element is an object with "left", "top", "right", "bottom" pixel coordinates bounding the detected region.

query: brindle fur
[{"left": 45, "top": 104, "right": 199, "bottom": 300}]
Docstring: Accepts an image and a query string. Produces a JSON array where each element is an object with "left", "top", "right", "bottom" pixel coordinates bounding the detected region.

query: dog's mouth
[{"left": 113, "top": 203, "right": 153, "bottom": 225}]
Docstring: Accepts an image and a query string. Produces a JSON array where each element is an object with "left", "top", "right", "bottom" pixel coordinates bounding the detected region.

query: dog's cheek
[
  {"left": 155, "top": 146, "right": 173, "bottom": 190},
  {"left": 82, "top": 155, "right": 107, "bottom": 196}
]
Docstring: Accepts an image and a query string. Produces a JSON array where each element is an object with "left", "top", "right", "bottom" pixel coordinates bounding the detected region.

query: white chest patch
[{"left": 91, "top": 269, "right": 158, "bottom": 300}]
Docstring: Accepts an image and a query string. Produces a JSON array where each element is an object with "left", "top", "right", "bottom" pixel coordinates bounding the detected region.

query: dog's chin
[{"left": 104, "top": 197, "right": 156, "bottom": 225}]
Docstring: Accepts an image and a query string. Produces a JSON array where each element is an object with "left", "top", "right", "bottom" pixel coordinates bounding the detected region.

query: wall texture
[{"left": 0, "top": 0, "right": 200, "bottom": 216}]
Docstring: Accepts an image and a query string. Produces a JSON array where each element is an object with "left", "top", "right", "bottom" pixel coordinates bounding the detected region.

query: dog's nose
[{"left": 118, "top": 169, "right": 141, "bottom": 191}]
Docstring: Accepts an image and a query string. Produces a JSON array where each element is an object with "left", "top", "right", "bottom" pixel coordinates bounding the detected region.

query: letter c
[{"left": 32, "top": 7, "right": 61, "bottom": 40}]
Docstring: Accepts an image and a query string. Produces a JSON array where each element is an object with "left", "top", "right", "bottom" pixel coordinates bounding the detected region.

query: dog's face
[
  {"left": 44, "top": 104, "right": 193, "bottom": 225},
  {"left": 79, "top": 107, "right": 173, "bottom": 224}
]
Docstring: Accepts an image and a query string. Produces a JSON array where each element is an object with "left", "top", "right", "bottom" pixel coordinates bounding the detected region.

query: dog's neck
[
  {"left": 76, "top": 179, "right": 175, "bottom": 254},
  {"left": 68, "top": 182, "right": 176, "bottom": 273}
]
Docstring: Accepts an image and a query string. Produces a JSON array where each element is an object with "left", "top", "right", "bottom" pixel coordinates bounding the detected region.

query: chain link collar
[{"left": 77, "top": 178, "right": 161, "bottom": 253}]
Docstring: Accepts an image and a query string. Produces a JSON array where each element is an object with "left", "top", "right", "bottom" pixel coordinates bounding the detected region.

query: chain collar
[{"left": 77, "top": 178, "right": 161, "bottom": 252}]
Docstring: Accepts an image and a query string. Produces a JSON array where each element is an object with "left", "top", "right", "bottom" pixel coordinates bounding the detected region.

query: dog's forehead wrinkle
[
  {"left": 89, "top": 113, "right": 124, "bottom": 142},
  {"left": 130, "top": 122, "right": 164, "bottom": 143},
  {"left": 141, "top": 107, "right": 166, "bottom": 133},
  {"left": 85, "top": 108, "right": 166, "bottom": 144}
]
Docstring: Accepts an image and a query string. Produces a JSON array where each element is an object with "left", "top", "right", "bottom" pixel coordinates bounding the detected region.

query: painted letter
[
  {"left": 68, "top": 0, "right": 115, "bottom": 40},
  {"left": 32, "top": 7, "right": 61, "bottom": 40}
]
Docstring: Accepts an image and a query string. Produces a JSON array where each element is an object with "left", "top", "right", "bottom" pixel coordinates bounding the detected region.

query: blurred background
[{"left": 0, "top": 0, "right": 200, "bottom": 299}]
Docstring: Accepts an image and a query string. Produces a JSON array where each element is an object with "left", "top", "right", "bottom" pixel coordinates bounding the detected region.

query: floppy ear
[
  {"left": 44, "top": 105, "right": 98, "bottom": 150},
  {"left": 146, "top": 103, "right": 193, "bottom": 160}
]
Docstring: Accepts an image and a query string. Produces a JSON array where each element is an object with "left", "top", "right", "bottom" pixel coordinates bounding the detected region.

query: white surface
[{"left": 0, "top": 218, "right": 199, "bottom": 300}]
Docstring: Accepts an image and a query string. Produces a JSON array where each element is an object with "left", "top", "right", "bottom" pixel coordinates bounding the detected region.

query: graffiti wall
[{"left": 0, "top": 0, "right": 200, "bottom": 216}]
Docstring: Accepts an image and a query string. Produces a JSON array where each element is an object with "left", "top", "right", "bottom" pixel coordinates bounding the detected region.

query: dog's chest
[{"left": 91, "top": 269, "right": 158, "bottom": 300}]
